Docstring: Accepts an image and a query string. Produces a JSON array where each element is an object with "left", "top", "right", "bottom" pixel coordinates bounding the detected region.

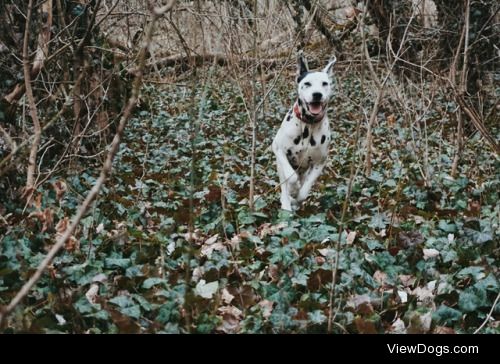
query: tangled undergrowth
[{"left": 0, "top": 67, "right": 498, "bottom": 333}]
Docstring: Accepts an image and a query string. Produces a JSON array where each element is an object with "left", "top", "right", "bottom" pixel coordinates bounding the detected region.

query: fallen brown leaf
[
  {"left": 258, "top": 299, "right": 274, "bottom": 319},
  {"left": 53, "top": 180, "right": 67, "bottom": 201}
]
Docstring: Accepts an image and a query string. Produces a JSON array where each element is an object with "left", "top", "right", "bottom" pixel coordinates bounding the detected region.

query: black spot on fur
[
  {"left": 297, "top": 72, "right": 310, "bottom": 84},
  {"left": 293, "top": 136, "right": 301, "bottom": 144},
  {"left": 321, "top": 135, "right": 326, "bottom": 144},
  {"left": 302, "top": 127, "right": 309, "bottom": 138},
  {"left": 289, "top": 156, "right": 299, "bottom": 170},
  {"left": 298, "top": 98, "right": 303, "bottom": 106},
  {"left": 310, "top": 136, "right": 316, "bottom": 146},
  {"left": 287, "top": 149, "right": 292, "bottom": 156},
  {"left": 286, "top": 114, "right": 291, "bottom": 121}
]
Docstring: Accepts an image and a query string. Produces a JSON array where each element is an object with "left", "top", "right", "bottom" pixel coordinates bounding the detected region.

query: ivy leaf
[
  {"left": 125, "top": 265, "right": 145, "bottom": 278},
  {"left": 457, "top": 266, "right": 485, "bottom": 281},
  {"left": 308, "top": 310, "right": 327, "bottom": 324},
  {"left": 109, "top": 295, "right": 134, "bottom": 308},
  {"left": 105, "top": 258, "right": 131, "bottom": 269},
  {"left": 142, "top": 277, "right": 167, "bottom": 289},
  {"left": 441, "top": 249, "right": 458, "bottom": 263},
  {"left": 153, "top": 201, "right": 169, "bottom": 208},
  {"left": 432, "top": 305, "right": 462, "bottom": 326},
  {"left": 120, "top": 305, "right": 141, "bottom": 319},
  {"left": 195, "top": 280, "right": 219, "bottom": 299},
  {"left": 369, "top": 213, "right": 388, "bottom": 230},
  {"left": 368, "top": 171, "right": 384, "bottom": 182},
  {"left": 458, "top": 287, "right": 487, "bottom": 313},
  {"left": 237, "top": 210, "right": 256, "bottom": 225},
  {"left": 291, "top": 272, "right": 309, "bottom": 287},
  {"left": 474, "top": 274, "right": 499, "bottom": 292},
  {"left": 463, "top": 227, "right": 493, "bottom": 244},
  {"left": 253, "top": 197, "right": 267, "bottom": 211},
  {"left": 438, "top": 220, "right": 456, "bottom": 233},
  {"left": 74, "top": 296, "right": 96, "bottom": 314}
]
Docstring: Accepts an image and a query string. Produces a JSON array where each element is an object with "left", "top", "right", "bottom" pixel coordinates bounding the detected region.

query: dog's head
[{"left": 296, "top": 51, "right": 336, "bottom": 122}]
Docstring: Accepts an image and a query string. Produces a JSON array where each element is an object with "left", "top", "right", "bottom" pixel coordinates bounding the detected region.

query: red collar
[{"left": 293, "top": 102, "right": 325, "bottom": 124}]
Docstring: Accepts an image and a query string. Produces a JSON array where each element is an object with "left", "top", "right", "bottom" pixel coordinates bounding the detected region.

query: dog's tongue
[{"left": 309, "top": 103, "right": 323, "bottom": 115}]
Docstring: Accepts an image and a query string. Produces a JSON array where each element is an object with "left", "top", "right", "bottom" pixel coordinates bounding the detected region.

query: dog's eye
[
  {"left": 304, "top": 82, "right": 311, "bottom": 87},
  {"left": 322, "top": 82, "right": 329, "bottom": 87}
]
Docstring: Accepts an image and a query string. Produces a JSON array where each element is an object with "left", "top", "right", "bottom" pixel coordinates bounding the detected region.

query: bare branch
[
  {"left": 23, "top": 0, "right": 42, "bottom": 199},
  {"left": 3, "top": 0, "right": 53, "bottom": 108},
  {"left": 0, "top": 102, "right": 69, "bottom": 176},
  {"left": 473, "top": 291, "right": 500, "bottom": 334},
  {"left": 0, "top": 0, "right": 177, "bottom": 326}
]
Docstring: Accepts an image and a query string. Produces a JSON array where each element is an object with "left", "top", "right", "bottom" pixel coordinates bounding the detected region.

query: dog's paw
[{"left": 290, "top": 198, "right": 301, "bottom": 211}]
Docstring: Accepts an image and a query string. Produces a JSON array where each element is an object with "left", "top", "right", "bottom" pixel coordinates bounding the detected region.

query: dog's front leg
[
  {"left": 297, "top": 162, "right": 326, "bottom": 204},
  {"left": 272, "top": 142, "right": 300, "bottom": 211},
  {"left": 276, "top": 162, "right": 299, "bottom": 211}
]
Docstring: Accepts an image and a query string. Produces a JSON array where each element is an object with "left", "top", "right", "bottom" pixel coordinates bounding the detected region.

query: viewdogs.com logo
[{"left": 387, "top": 344, "right": 479, "bottom": 357}]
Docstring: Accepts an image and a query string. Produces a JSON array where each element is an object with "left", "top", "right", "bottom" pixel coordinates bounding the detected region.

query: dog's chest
[{"left": 283, "top": 117, "right": 330, "bottom": 172}]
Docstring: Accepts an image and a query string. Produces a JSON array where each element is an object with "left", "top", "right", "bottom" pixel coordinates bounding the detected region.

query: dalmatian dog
[{"left": 272, "top": 51, "right": 337, "bottom": 211}]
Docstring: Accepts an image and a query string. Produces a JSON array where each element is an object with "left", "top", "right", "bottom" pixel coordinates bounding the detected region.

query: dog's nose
[{"left": 312, "top": 92, "right": 322, "bottom": 101}]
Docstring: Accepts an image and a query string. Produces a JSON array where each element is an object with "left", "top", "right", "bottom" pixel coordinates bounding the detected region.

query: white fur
[
  {"left": 298, "top": 67, "right": 334, "bottom": 107},
  {"left": 272, "top": 53, "right": 336, "bottom": 211}
]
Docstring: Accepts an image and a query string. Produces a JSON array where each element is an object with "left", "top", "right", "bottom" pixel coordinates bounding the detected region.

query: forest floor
[{"left": 1, "top": 67, "right": 499, "bottom": 333}]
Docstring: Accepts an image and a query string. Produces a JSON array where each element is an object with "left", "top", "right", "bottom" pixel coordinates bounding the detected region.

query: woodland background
[{"left": 0, "top": 0, "right": 498, "bottom": 333}]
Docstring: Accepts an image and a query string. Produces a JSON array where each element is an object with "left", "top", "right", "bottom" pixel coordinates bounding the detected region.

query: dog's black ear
[
  {"left": 296, "top": 50, "right": 309, "bottom": 82},
  {"left": 322, "top": 55, "right": 337, "bottom": 76}
]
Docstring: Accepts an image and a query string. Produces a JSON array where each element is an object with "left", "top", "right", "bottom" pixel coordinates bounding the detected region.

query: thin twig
[
  {"left": 249, "top": 0, "right": 259, "bottom": 210},
  {"left": 451, "top": 0, "right": 470, "bottom": 177},
  {"left": 327, "top": 115, "right": 362, "bottom": 333},
  {"left": 473, "top": 291, "right": 500, "bottom": 334},
  {"left": 23, "top": 0, "right": 42, "bottom": 199},
  {"left": 0, "top": 0, "right": 176, "bottom": 326},
  {"left": 361, "top": 4, "right": 416, "bottom": 176},
  {"left": 0, "top": 101, "right": 69, "bottom": 176}
]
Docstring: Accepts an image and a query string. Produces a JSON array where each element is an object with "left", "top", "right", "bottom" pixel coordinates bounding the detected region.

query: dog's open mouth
[{"left": 307, "top": 101, "right": 324, "bottom": 115}]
